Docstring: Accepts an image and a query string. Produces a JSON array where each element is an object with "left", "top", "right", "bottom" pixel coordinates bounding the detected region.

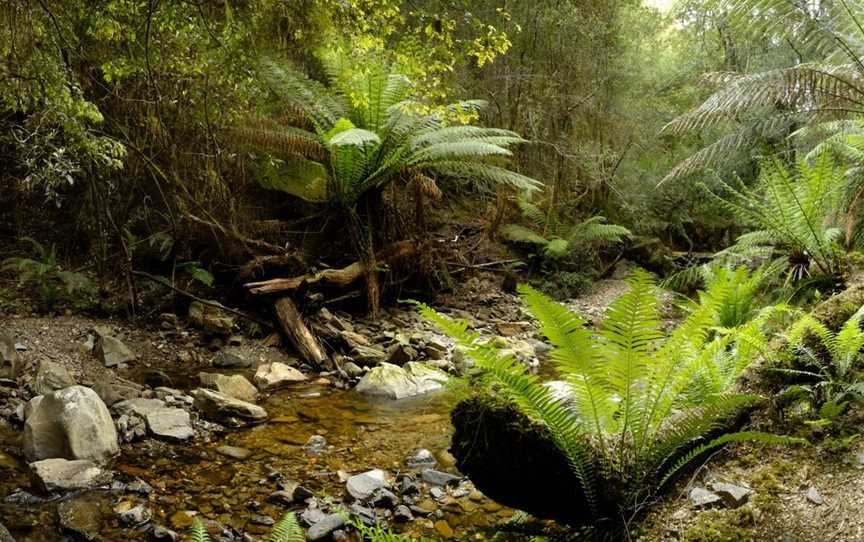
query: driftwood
[
  {"left": 274, "top": 297, "right": 331, "bottom": 370},
  {"left": 245, "top": 241, "right": 417, "bottom": 295}
]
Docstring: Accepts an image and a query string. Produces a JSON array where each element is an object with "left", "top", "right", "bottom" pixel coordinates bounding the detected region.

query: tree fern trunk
[{"left": 346, "top": 208, "right": 380, "bottom": 317}]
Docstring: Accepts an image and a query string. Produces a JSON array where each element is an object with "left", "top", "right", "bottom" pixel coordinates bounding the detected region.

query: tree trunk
[{"left": 273, "top": 297, "right": 330, "bottom": 370}]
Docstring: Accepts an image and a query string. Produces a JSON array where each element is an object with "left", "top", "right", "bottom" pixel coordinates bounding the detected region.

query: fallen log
[
  {"left": 274, "top": 297, "right": 331, "bottom": 370},
  {"left": 245, "top": 241, "right": 417, "bottom": 295}
]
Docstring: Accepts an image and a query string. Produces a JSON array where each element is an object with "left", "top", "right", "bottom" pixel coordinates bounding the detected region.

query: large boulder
[
  {"left": 29, "top": 458, "right": 113, "bottom": 493},
  {"left": 94, "top": 335, "right": 136, "bottom": 367},
  {"left": 188, "top": 301, "right": 235, "bottom": 334},
  {"left": 254, "top": 362, "right": 307, "bottom": 391},
  {"left": 32, "top": 360, "right": 75, "bottom": 395},
  {"left": 199, "top": 373, "right": 258, "bottom": 403},
  {"left": 145, "top": 408, "right": 194, "bottom": 441},
  {"left": 355, "top": 362, "right": 448, "bottom": 400},
  {"left": 0, "top": 333, "right": 21, "bottom": 380},
  {"left": 192, "top": 388, "right": 267, "bottom": 425},
  {"left": 23, "top": 386, "right": 119, "bottom": 463},
  {"left": 449, "top": 395, "right": 602, "bottom": 526}
]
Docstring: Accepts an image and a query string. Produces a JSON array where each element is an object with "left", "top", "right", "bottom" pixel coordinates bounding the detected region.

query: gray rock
[
  {"left": 387, "top": 344, "right": 413, "bottom": 365},
  {"left": 342, "top": 361, "right": 364, "bottom": 378},
  {"left": 57, "top": 499, "right": 102, "bottom": 540},
  {"left": 216, "top": 445, "right": 252, "bottom": 460},
  {"left": 304, "top": 435, "right": 327, "bottom": 454},
  {"left": 152, "top": 525, "right": 180, "bottom": 541},
  {"left": 199, "top": 372, "right": 258, "bottom": 403},
  {"left": 394, "top": 505, "right": 413, "bottom": 522},
  {"left": 212, "top": 349, "right": 251, "bottom": 368},
  {"left": 254, "top": 362, "right": 307, "bottom": 391},
  {"left": 94, "top": 335, "right": 136, "bottom": 367},
  {"left": 307, "top": 514, "right": 345, "bottom": 541},
  {"left": 370, "top": 487, "right": 398, "bottom": 508},
  {"left": 0, "top": 333, "right": 21, "bottom": 380},
  {"left": 145, "top": 408, "right": 193, "bottom": 441},
  {"left": 113, "top": 398, "right": 167, "bottom": 418},
  {"left": 29, "top": 458, "right": 112, "bottom": 493},
  {"left": 351, "top": 344, "right": 388, "bottom": 366},
  {"left": 93, "top": 380, "right": 143, "bottom": 406},
  {"left": 406, "top": 448, "right": 437, "bottom": 468},
  {"left": 23, "top": 386, "right": 119, "bottom": 463},
  {"left": 709, "top": 481, "right": 752, "bottom": 508},
  {"left": 118, "top": 504, "right": 151, "bottom": 526},
  {"left": 806, "top": 486, "right": 824, "bottom": 505},
  {"left": 32, "top": 360, "right": 75, "bottom": 395},
  {"left": 355, "top": 362, "right": 448, "bottom": 400},
  {"left": 346, "top": 469, "right": 389, "bottom": 501},
  {"left": 115, "top": 414, "right": 147, "bottom": 443},
  {"left": 688, "top": 486, "right": 722, "bottom": 508},
  {"left": 421, "top": 469, "right": 462, "bottom": 486},
  {"left": 192, "top": 388, "right": 267, "bottom": 424}
]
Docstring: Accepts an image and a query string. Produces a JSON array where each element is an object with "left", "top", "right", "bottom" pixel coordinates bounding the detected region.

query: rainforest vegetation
[{"left": 3, "top": 0, "right": 864, "bottom": 541}]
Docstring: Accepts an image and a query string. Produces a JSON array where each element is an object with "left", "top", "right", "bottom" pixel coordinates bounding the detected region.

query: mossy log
[
  {"left": 450, "top": 396, "right": 611, "bottom": 526},
  {"left": 811, "top": 277, "right": 864, "bottom": 330}
]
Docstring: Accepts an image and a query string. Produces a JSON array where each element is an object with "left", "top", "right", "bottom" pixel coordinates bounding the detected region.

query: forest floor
[{"left": 2, "top": 268, "right": 863, "bottom": 541}]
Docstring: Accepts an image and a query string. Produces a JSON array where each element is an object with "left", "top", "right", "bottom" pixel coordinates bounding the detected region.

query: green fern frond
[
  {"left": 266, "top": 512, "right": 305, "bottom": 542},
  {"left": 189, "top": 518, "right": 211, "bottom": 542}
]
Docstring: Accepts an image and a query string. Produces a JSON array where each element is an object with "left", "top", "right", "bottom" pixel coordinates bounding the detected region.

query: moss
[
  {"left": 681, "top": 507, "right": 758, "bottom": 542},
  {"left": 811, "top": 282, "right": 864, "bottom": 330}
]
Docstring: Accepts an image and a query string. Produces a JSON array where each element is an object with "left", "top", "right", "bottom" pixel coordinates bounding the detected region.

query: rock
[
  {"left": 346, "top": 469, "right": 389, "bottom": 501},
  {"left": 0, "top": 524, "right": 11, "bottom": 542},
  {"left": 422, "top": 469, "right": 462, "bottom": 486},
  {"left": 24, "top": 386, "right": 119, "bottom": 463},
  {"left": 115, "top": 414, "right": 147, "bottom": 443},
  {"left": 254, "top": 362, "right": 307, "bottom": 391},
  {"left": 93, "top": 380, "right": 143, "bottom": 406},
  {"left": 304, "top": 435, "right": 327, "bottom": 454},
  {"left": 29, "top": 458, "right": 112, "bottom": 493},
  {"left": 689, "top": 487, "right": 722, "bottom": 508},
  {"left": 152, "top": 525, "right": 180, "bottom": 541},
  {"left": 342, "top": 361, "right": 364, "bottom": 378},
  {"left": 118, "top": 504, "right": 151, "bottom": 526},
  {"left": 94, "top": 335, "right": 136, "bottom": 367},
  {"left": 32, "top": 360, "right": 75, "bottom": 395},
  {"left": 806, "top": 486, "right": 824, "bottom": 505},
  {"left": 355, "top": 362, "right": 448, "bottom": 399},
  {"left": 188, "top": 300, "right": 235, "bottom": 334},
  {"left": 199, "top": 372, "right": 258, "bottom": 403},
  {"left": 114, "top": 398, "right": 167, "bottom": 418},
  {"left": 0, "top": 333, "right": 21, "bottom": 380},
  {"left": 216, "top": 445, "right": 252, "bottom": 460},
  {"left": 406, "top": 448, "right": 437, "bottom": 468},
  {"left": 496, "top": 322, "right": 528, "bottom": 336},
  {"left": 192, "top": 388, "right": 267, "bottom": 424},
  {"left": 370, "top": 487, "right": 398, "bottom": 508},
  {"left": 145, "top": 408, "right": 194, "bottom": 441},
  {"left": 58, "top": 499, "right": 102, "bottom": 540},
  {"left": 143, "top": 370, "right": 172, "bottom": 388},
  {"left": 708, "top": 481, "right": 752, "bottom": 508},
  {"left": 393, "top": 505, "right": 413, "bottom": 522},
  {"left": 211, "top": 348, "right": 253, "bottom": 368},
  {"left": 349, "top": 503, "right": 375, "bottom": 525},
  {"left": 387, "top": 344, "right": 413, "bottom": 365},
  {"left": 352, "top": 344, "right": 388, "bottom": 366},
  {"left": 425, "top": 337, "right": 449, "bottom": 360},
  {"left": 450, "top": 345, "right": 474, "bottom": 374},
  {"left": 307, "top": 514, "right": 345, "bottom": 541}
]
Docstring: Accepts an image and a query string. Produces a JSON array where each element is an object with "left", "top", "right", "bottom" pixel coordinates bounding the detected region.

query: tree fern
[{"left": 419, "top": 270, "right": 806, "bottom": 521}]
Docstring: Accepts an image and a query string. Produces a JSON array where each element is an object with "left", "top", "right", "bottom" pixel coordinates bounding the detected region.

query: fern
[
  {"left": 187, "top": 513, "right": 303, "bottom": 542},
  {"left": 188, "top": 518, "right": 209, "bottom": 542},
  {"left": 419, "top": 270, "right": 806, "bottom": 521}
]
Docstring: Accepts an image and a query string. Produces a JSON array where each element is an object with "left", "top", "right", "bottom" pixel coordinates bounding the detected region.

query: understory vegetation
[{"left": 5, "top": 0, "right": 864, "bottom": 540}]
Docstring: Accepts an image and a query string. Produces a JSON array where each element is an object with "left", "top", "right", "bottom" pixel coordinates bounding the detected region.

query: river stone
[
  {"left": 254, "top": 362, "right": 307, "bottom": 390},
  {"left": 211, "top": 349, "right": 252, "bottom": 368},
  {"left": 58, "top": 499, "right": 102, "bottom": 540},
  {"left": 217, "top": 445, "right": 252, "bottom": 460},
  {"left": 29, "top": 458, "right": 112, "bottom": 493},
  {"left": 199, "top": 372, "right": 258, "bottom": 403},
  {"left": 94, "top": 335, "right": 136, "bottom": 367},
  {"left": 406, "top": 448, "right": 437, "bottom": 468},
  {"left": 192, "top": 388, "right": 267, "bottom": 424},
  {"left": 113, "top": 398, "right": 167, "bottom": 418},
  {"left": 421, "top": 469, "right": 462, "bottom": 486},
  {"left": 351, "top": 344, "right": 388, "bottom": 366},
  {"left": 24, "top": 386, "right": 119, "bottom": 463},
  {"left": 307, "top": 514, "right": 345, "bottom": 541},
  {"left": 0, "top": 333, "right": 21, "bottom": 380},
  {"left": 346, "top": 469, "right": 389, "bottom": 501},
  {"left": 32, "top": 360, "right": 75, "bottom": 395},
  {"left": 118, "top": 504, "right": 152, "bottom": 526},
  {"left": 709, "top": 481, "right": 752, "bottom": 508},
  {"left": 355, "top": 362, "right": 448, "bottom": 399},
  {"left": 145, "top": 408, "right": 193, "bottom": 441},
  {"left": 94, "top": 380, "right": 143, "bottom": 406}
]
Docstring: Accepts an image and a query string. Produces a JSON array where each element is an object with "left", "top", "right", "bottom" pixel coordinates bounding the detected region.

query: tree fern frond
[{"left": 501, "top": 224, "right": 549, "bottom": 245}]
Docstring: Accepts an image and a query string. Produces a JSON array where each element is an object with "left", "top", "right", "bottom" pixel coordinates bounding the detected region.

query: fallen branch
[
  {"left": 245, "top": 240, "right": 417, "bottom": 295},
  {"left": 274, "top": 297, "right": 331, "bottom": 370},
  {"left": 132, "top": 270, "right": 272, "bottom": 328}
]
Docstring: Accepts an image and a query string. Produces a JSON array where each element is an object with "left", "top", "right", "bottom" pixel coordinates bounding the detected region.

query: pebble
[
  {"left": 806, "top": 486, "right": 824, "bottom": 505},
  {"left": 216, "top": 445, "right": 252, "bottom": 460}
]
